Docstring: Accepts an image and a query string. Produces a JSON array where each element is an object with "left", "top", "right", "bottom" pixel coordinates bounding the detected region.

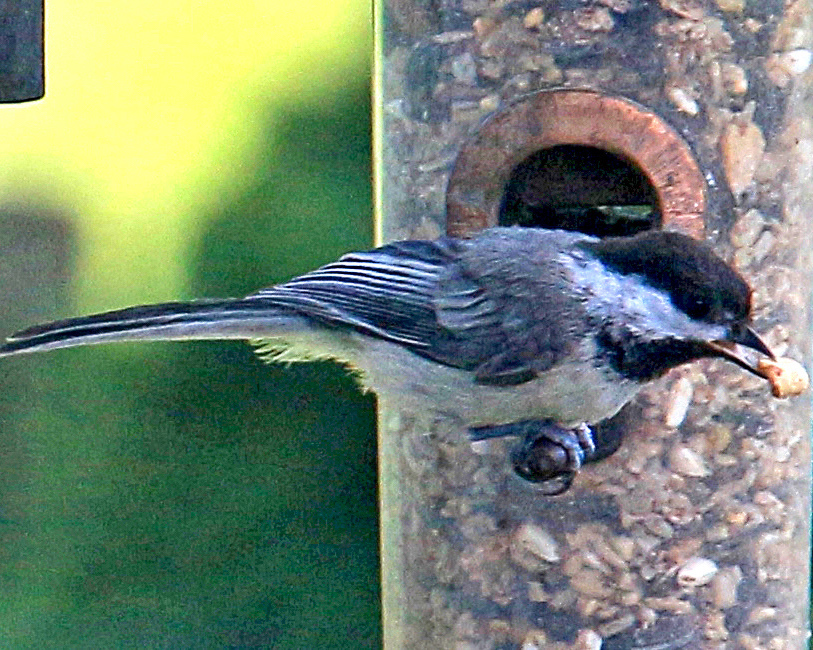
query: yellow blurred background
[{"left": 0, "top": 0, "right": 371, "bottom": 311}]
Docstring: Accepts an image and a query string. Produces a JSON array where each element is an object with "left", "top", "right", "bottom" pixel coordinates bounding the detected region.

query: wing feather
[{"left": 248, "top": 239, "right": 458, "bottom": 347}]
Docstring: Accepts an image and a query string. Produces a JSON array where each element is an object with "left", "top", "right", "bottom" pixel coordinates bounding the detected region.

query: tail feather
[{"left": 0, "top": 299, "right": 304, "bottom": 356}]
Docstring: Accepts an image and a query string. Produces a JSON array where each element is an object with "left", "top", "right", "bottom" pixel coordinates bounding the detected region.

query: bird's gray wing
[{"left": 255, "top": 228, "right": 582, "bottom": 386}]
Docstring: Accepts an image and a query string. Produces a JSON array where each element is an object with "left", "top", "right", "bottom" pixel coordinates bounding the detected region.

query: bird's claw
[
  {"left": 469, "top": 419, "right": 597, "bottom": 495},
  {"left": 573, "top": 422, "right": 596, "bottom": 460}
]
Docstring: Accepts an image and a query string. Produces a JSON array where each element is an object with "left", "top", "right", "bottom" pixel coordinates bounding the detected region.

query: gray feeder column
[{"left": 374, "top": 2, "right": 813, "bottom": 648}]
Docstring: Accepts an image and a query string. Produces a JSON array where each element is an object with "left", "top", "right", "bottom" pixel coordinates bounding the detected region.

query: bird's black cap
[{"left": 582, "top": 230, "right": 752, "bottom": 326}]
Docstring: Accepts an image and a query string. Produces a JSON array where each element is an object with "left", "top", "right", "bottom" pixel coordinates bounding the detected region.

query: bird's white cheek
[{"left": 567, "top": 256, "right": 728, "bottom": 343}]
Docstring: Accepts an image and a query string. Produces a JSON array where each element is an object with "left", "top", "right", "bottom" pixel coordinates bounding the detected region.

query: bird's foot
[{"left": 469, "top": 420, "right": 596, "bottom": 495}]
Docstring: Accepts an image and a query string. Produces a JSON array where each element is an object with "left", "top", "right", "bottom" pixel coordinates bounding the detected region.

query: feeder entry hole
[
  {"left": 446, "top": 90, "right": 706, "bottom": 239},
  {"left": 499, "top": 145, "right": 660, "bottom": 238}
]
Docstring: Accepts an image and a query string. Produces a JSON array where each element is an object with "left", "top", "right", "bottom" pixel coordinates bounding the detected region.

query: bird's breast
[{"left": 356, "top": 336, "right": 642, "bottom": 428}]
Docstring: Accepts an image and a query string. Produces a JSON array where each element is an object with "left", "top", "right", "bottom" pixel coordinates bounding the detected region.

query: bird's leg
[{"left": 469, "top": 420, "right": 597, "bottom": 495}]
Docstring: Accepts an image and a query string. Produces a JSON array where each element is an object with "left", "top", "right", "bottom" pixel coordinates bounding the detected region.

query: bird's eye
[{"left": 683, "top": 294, "right": 712, "bottom": 320}]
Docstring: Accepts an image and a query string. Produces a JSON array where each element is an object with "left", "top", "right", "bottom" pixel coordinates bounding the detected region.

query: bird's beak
[{"left": 706, "top": 326, "right": 775, "bottom": 379}]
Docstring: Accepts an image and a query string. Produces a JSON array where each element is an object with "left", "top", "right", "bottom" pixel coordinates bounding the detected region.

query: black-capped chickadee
[{"left": 0, "top": 227, "right": 775, "bottom": 493}]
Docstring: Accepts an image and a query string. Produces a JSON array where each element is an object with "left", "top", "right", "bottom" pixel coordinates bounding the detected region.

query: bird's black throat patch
[{"left": 596, "top": 325, "right": 713, "bottom": 382}]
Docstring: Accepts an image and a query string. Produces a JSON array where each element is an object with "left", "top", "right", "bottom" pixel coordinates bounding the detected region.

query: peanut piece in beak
[{"left": 758, "top": 357, "right": 809, "bottom": 398}]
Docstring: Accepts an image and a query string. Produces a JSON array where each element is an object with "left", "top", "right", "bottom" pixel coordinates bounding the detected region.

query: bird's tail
[{"left": 0, "top": 299, "right": 305, "bottom": 357}]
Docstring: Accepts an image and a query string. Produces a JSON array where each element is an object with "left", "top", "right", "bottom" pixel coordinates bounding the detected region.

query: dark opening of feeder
[
  {"left": 499, "top": 144, "right": 660, "bottom": 237},
  {"left": 446, "top": 90, "right": 706, "bottom": 240}
]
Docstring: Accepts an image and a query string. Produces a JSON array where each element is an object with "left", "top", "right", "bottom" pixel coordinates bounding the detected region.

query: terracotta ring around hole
[{"left": 445, "top": 89, "right": 706, "bottom": 239}]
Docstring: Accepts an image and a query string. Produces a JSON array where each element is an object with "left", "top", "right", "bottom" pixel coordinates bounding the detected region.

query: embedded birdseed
[{"left": 676, "top": 556, "right": 718, "bottom": 587}]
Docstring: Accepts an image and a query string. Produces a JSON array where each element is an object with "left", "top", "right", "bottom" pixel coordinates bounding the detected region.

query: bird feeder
[{"left": 374, "top": 1, "right": 812, "bottom": 648}]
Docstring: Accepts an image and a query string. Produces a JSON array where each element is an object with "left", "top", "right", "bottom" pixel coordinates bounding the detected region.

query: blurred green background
[{"left": 0, "top": 2, "right": 378, "bottom": 648}]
